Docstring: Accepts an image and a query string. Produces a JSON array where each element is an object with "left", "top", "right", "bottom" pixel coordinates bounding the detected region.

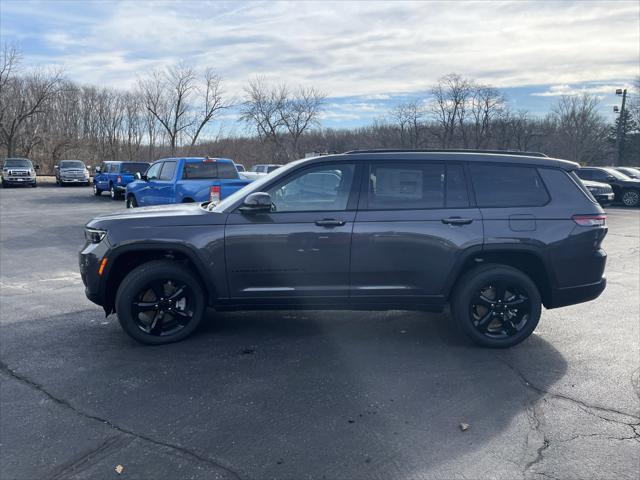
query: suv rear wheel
[
  {"left": 452, "top": 265, "right": 541, "bottom": 348},
  {"left": 115, "top": 260, "right": 206, "bottom": 345}
]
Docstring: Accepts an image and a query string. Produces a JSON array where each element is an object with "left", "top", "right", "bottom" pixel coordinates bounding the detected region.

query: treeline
[{"left": 1, "top": 44, "right": 638, "bottom": 174}]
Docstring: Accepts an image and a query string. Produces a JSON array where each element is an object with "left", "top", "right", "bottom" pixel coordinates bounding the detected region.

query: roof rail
[{"left": 344, "top": 149, "right": 548, "bottom": 158}]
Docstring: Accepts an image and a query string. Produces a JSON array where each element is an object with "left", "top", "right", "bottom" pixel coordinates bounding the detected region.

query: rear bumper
[{"left": 547, "top": 277, "right": 607, "bottom": 309}]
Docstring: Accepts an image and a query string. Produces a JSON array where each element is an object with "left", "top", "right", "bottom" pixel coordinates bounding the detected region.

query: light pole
[{"left": 614, "top": 88, "right": 627, "bottom": 165}]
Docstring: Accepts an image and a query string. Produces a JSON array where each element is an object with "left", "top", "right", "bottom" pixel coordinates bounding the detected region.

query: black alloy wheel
[
  {"left": 115, "top": 260, "right": 205, "bottom": 344},
  {"left": 452, "top": 265, "right": 541, "bottom": 348},
  {"left": 622, "top": 190, "right": 640, "bottom": 207},
  {"left": 470, "top": 281, "right": 531, "bottom": 338}
]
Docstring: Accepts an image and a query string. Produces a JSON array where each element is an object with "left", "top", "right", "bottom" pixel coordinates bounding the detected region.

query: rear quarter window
[{"left": 470, "top": 164, "right": 549, "bottom": 207}]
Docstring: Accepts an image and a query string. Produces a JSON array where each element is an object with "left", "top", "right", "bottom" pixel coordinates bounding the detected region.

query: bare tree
[
  {"left": 430, "top": 73, "right": 472, "bottom": 148},
  {"left": 185, "top": 68, "right": 227, "bottom": 149},
  {"left": 240, "top": 77, "right": 289, "bottom": 160},
  {"left": 470, "top": 85, "right": 506, "bottom": 148},
  {"left": 0, "top": 69, "right": 63, "bottom": 157},
  {"left": 390, "top": 100, "right": 428, "bottom": 148},
  {"left": 139, "top": 65, "right": 196, "bottom": 155},
  {"left": 240, "top": 78, "right": 325, "bottom": 161},
  {"left": 280, "top": 86, "right": 325, "bottom": 157},
  {"left": 550, "top": 93, "right": 607, "bottom": 163}
]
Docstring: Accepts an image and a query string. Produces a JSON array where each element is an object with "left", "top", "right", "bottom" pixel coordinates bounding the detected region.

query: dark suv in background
[
  {"left": 80, "top": 150, "right": 607, "bottom": 348},
  {"left": 576, "top": 167, "right": 640, "bottom": 207}
]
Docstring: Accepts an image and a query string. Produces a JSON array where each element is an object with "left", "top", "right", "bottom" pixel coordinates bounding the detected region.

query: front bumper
[
  {"left": 594, "top": 193, "right": 614, "bottom": 205},
  {"left": 3, "top": 176, "right": 36, "bottom": 184},
  {"left": 61, "top": 177, "right": 89, "bottom": 183},
  {"left": 79, "top": 240, "right": 110, "bottom": 307}
]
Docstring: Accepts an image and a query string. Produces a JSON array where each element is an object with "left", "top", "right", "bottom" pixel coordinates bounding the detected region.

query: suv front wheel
[
  {"left": 115, "top": 260, "right": 206, "bottom": 345},
  {"left": 452, "top": 265, "right": 541, "bottom": 348}
]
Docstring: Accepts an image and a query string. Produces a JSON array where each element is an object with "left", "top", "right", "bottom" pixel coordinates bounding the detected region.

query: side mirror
[
  {"left": 86, "top": 165, "right": 91, "bottom": 170},
  {"left": 95, "top": 166, "right": 102, "bottom": 173},
  {"left": 239, "top": 192, "right": 272, "bottom": 213},
  {"left": 54, "top": 165, "right": 58, "bottom": 170},
  {"left": 135, "top": 172, "right": 142, "bottom": 180},
  {"left": 34, "top": 165, "right": 40, "bottom": 170}
]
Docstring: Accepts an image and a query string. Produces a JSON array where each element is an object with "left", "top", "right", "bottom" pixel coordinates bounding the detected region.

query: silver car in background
[{"left": 55, "top": 160, "right": 90, "bottom": 186}]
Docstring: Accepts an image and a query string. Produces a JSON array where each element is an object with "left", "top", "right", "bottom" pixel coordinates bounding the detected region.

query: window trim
[
  {"left": 358, "top": 160, "right": 472, "bottom": 211},
  {"left": 232, "top": 161, "right": 363, "bottom": 214},
  {"left": 469, "top": 162, "right": 552, "bottom": 209}
]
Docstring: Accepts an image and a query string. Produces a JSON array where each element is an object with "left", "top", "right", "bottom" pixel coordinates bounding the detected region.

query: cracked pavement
[{"left": 1, "top": 184, "right": 639, "bottom": 479}]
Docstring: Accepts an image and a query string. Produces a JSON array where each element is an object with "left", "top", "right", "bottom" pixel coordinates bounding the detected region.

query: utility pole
[{"left": 614, "top": 88, "right": 627, "bottom": 165}]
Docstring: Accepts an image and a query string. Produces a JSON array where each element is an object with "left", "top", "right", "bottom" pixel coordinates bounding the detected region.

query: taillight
[
  {"left": 210, "top": 185, "right": 221, "bottom": 204},
  {"left": 117, "top": 176, "right": 122, "bottom": 183},
  {"left": 572, "top": 214, "right": 606, "bottom": 226}
]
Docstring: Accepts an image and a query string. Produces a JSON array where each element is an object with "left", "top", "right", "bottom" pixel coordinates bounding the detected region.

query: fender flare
[{"left": 101, "top": 242, "right": 218, "bottom": 310}]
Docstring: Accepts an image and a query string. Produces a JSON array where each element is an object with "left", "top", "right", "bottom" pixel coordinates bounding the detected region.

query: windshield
[
  {"left": 3, "top": 159, "right": 32, "bottom": 168},
  {"left": 619, "top": 167, "right": 640, "bottom": 178},
  {"left": 603, "top": 168, "right": 633, "bottom": 180},
  {"left": 59, "top": 160, "right": 85, "bottom": 169},
  {"left": 211, "top": 160, "right": 303, "bottom": 212},
  {"left": 121, "top": 163, "right": 150, "bottom": 174}
]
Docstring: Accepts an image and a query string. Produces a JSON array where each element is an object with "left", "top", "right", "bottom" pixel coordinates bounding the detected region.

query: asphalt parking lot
[{"left": 0, "top": 182, "right": 638, "bottom": 480}]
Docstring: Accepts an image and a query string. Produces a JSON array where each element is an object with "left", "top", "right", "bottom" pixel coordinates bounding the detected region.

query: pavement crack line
[
  {"left": 0, "top": 361, "right": 244, "bottom": 480},
  {"left": 498, "top": 357, "right": 640, "bottom": 426},
  {"left": 498, "top": 356, "right": 640, "bottom": 478}
]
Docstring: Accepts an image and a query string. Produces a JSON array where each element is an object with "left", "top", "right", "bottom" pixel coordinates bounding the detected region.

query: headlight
[{"left": 85, "top": 228, "right": 106, "bottom": 244}]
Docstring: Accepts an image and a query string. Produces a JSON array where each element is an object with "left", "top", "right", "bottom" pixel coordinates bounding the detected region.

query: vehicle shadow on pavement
[{"left": 0, "top": 308, "right": 567, "bottom": 479}]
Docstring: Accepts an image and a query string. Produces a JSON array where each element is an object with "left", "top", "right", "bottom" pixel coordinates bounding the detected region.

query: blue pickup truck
[
  {"left": 93, "top": 161, "right": 150, "bottom": 199},
  {"left": 125, "top": 157, "right": 252, "bottom": 208}
]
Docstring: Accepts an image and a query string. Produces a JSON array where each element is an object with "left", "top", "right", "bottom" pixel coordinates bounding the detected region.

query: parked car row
[{"left": 575, "top": 166, "right": 640, "bottom": 207}]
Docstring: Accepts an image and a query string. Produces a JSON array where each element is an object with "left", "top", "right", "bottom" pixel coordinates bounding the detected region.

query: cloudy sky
[{"left": 1, "top": 0, "right": 638, "bottom": 130}]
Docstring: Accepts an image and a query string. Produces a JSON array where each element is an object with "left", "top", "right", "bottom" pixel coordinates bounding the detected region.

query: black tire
[
  {"left": 1, "top": 180, "right": 7, "bottom": 188},
  {"left": 621, "top": 189, "right": 640, "bottom": 207},
  {"left": 115, "top": 260, "right": 206, "bottom": 345},
  {"left": 109, "top": 185, "right": 120, "bottom": 200},
  {"left": 451, "top": 264, "right": 541, "bottom": 348},
  {"left": 31, "top": 181, "right": 37, "bottom": 188},
  {"left": 126, "top": 195, "right": 138, "bottom": 208},
  {"left": 93, "top": 183, "right": 102, "bottom": 196}
]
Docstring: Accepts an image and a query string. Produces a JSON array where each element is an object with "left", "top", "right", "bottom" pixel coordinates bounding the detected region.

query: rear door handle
[
  {"left": 315, "top": 219, "right": 346, "bottom": 227},
  {"left": 442, "top": 217, "right": 473, "bottom": 225}
]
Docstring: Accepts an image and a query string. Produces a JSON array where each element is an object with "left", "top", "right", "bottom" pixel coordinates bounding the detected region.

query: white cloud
[{"left": 2, "top": 0, "right": 638, "bottom": 98}]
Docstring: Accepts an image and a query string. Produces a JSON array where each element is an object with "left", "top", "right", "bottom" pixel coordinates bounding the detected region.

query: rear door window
[
  {"left": 363, "top": 162, "right": 468, "bottom": 210},
  {"left": 470, "top": 164, "right": 549, "bottom": 207}
]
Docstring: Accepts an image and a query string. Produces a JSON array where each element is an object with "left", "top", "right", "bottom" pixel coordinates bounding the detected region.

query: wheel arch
[
  {"left": 102, "top": 244, "right": 216, "bottom": 315},
  {"left": 446, "top": 247, "right": 553, "bottom": 308}
]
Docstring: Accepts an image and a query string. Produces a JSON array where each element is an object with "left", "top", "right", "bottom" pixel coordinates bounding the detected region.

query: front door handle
[
  {"left": 315, "top": 219, "right": 346, "bottom": 227},
  {"left": 442, "top": 217, "right": 473, "bottom": 225}
]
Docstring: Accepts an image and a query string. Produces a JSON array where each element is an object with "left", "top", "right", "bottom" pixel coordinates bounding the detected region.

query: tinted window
[
  {"left": 366, "top": 162, "right": 452, "bottom": 209},
  {"left": 146, "top": 162, "right": 162, "bottom": 180},
  {"left": 576, "top": 170, "right": 593, "bottom": 180},
  {"left": 470, "top": 164, "right": 549, "bottom": 207},
  {"left": 121, "top": 163, "right": 149, "bottom": 174},
  {"left": 99, "top": 163, "right": 108, "bottom": 173},
  {"left": 59, "top": 160, "right": 85, "bottom": 169},
  {"left": 183, "top": 162, "right": 239, "bottom": 179},
  {"left": 445, "top": 164, "right": 469, "bottom": 208},
  {"left": 159, "top": 161, "right": 176, "bottom": 180},
  {"left": 267, "top": 164, "right": 355, "bottom": 212},
  {"left": 267, "top": 165, "right": 281, "bottom": 173}
]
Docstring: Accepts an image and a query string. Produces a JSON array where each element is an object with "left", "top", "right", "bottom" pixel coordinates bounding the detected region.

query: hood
[
  {"left": 86, "top": 202, "right": 226, "bottom": 230},
  {"left": 582, "top": 180, "right": 610, "bottom": 188}
]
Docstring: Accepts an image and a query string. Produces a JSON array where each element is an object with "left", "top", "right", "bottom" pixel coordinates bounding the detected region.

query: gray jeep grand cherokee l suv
[{"left": 80, "top": 150, "right": 607, "bottom": 347}]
